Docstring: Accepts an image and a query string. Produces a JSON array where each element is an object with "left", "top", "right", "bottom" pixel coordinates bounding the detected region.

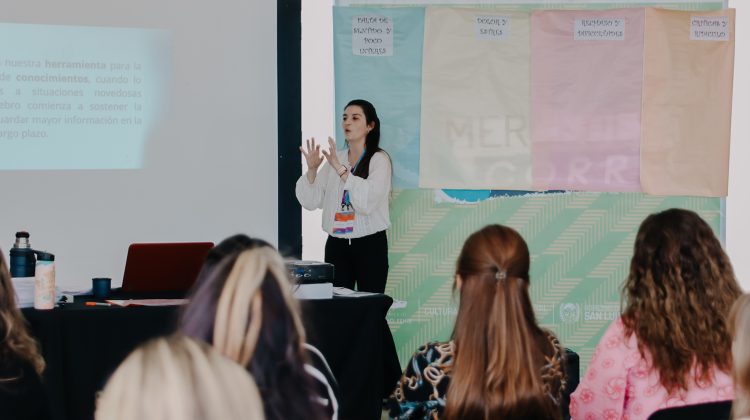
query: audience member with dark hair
[
  {"left": 96, "top": 335, "right": 265, "bottom": 420},
  {"left": 572, "top": 208, "right": 741, "bottom": 420},
  {"left": 179, "top": 234, "right": 337, "bottom": 420},
  {"left": 389, "top": 224, "right": 566, "bottom": 420},
  {"left": 0, "top": 248, "right": 50, "bottom": 420},
  {"left": 731, "top": 293, "right": 750, "bottom": 420}
]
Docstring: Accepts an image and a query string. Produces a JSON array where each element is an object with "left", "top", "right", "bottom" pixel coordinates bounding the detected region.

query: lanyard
[
  {"left": 350, "top": 147, "right": 366, "bottom": 174},
  {"left": 340, "top": 148, "right": 366, "bottom": 210},
  {"left": 340, "top": 190, "right": 351, "bottom": 210}
]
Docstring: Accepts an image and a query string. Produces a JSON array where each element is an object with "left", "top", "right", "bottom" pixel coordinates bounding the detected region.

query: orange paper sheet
[{"left": 641, "top": 8, "right": 735, "bottom": 197}]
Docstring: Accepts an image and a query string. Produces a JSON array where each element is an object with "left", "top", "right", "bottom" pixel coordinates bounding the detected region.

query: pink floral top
[{"left": 570, "top": 318, "right": 734, "bottom": 420}]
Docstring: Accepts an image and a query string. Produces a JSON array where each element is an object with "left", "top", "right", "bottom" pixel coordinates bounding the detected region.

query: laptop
[{"left": 121, "top": 242, "right": 214, "bottom": 293}]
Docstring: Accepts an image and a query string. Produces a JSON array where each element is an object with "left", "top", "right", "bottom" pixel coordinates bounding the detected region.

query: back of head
[
  {"left": 180, "top": 234, "right": 269, "bottom": 344},
  {"left": 0, "top": 248, "right": 44, "bottom": 379},
  {"left": 445, "top": 225, "right": 561, "bottom": 420},
  {"left": 95, "top": 335, "right": 265, "bottom": 420},
  {"left": 731, "top": 294, "right": 750, "bottom": 419},
  {"left": 622, "top": 208, "right": 741, "bottom": 393},
  {"left": 199, "top": 234, "right": 272, "bottom": 276},
  {"left": 179, "top": 236, "right": 324, "bottom": 420}
]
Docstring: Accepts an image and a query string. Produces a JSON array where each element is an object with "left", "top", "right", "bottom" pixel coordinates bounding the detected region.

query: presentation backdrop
[{"left": 334, "top": 0, "right": 726, "bottom": 371}]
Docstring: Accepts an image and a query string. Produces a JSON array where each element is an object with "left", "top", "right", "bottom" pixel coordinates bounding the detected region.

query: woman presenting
[{"left": 296, "top": 99, "right": 391, "bottom": 293}]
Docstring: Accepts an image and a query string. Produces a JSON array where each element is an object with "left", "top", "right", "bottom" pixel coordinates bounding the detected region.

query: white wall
[
  {"left": 727, "top": 0, "right": 749, "bottom": 290},
  {"left": 301, "top": 0, "right": 334, "bottom": 262}
]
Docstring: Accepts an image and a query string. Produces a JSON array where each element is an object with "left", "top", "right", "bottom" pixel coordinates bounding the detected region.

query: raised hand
[
  {"left": 300, "top": 137, "right": 324, "bottom": 171},
  {"left": 321, "top": 137, "right": 342, "bottom": 170}
]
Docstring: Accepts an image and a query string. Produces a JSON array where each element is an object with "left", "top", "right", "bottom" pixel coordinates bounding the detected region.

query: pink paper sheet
[
  {"left": 641, "top": 8, "right": 735, "bottom": 197},
  {"left": 531, "top": 9, "right": 644, "bottom": 192}
]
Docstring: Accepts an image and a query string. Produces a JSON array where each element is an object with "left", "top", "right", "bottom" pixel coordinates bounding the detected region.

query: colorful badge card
[
  {"left": 531, "top": 9, "right": 644, "bottom": 192},
  {"left": 641, "top": 8, "right": 734, "bottom": 197},
  {"left": 333, "top": 7, "right": 424, "bottom": 189},
  {"left": 420, "top": 8, "right": 531, "bottom": 190}
]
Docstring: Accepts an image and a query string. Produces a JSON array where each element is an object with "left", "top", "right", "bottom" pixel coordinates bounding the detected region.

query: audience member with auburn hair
[
  {"left": 0, "top": 248, "right": 50, "bottom": 420},
  {"left": 389, "top": 224, "right": 566, "bottom": 420},
  {"left": 571, "top": 208, "right": 741, "bottom": 420},
  {"left": 731, "top": 293, "right": 750, "bottom": 420},
  {"left": 96, "top": 335, "right": 265, "bottom": 420},
  {"left": 179, "top": 234, "right": 337, "bottom": 420}
]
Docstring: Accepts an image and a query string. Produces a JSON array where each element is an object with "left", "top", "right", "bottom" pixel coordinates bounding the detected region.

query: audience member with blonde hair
[
  {"left": 389, "top": 224, "right": 566, "bottom": 420},
  {"left": 179, "top": 234, "right": 337, "bottom": 420},
  {"left": 731, "top": 293, "right": 750, "bottom": 420},
  {"left": 95, "top": 335, "right": 264, "bottom": 420},
  {"left": 1, "top": 248, "right": 50, "bottom": 420},
  {"left": 572, "top": 208, "right": 741, "bottom": 420}
]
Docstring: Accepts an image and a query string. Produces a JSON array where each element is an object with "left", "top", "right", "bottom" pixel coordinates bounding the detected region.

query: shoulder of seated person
[
  {"left": 541, "top": 328, "right": 562, "bottom": 345},
  {"left": 415, "top": 341, "right": 454, "bottom": 355},
  {"left": 0, "top": 358, "right": 41, "bottom": 391},
  {"left": 419, "top": 340, "right": 451, "bottom": 347}
]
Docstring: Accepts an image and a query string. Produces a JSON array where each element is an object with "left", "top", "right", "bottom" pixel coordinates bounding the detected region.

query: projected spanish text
[{"left": 0, "top": 23, "right": 170, "bottom": 170}]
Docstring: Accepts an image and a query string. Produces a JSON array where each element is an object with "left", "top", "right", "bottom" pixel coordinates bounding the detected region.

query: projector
[{"left": 285, "top": 260, "right": 334, "bottom": 284}]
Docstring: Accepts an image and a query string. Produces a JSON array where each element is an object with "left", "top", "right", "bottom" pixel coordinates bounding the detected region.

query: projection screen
[{"left": 0, "top": 0, "right": 279, "bottom": 291}]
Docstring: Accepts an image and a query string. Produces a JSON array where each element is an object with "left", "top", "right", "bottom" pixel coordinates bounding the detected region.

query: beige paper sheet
[
  {"left": 420, "top": 8, "right": 531, "bottom": 190},
  {"left": 641, "top": 8, "right": 735, "bottom": 197}
]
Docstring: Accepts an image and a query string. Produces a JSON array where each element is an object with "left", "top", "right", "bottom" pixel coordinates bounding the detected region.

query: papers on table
[
  {"left": 62, "top": 288, "right": 93, "bottom": 296},
  {"left": 332, "top": 287, "right": 377, "bottom": 298},
  {"left": 293, "top": 283, "right": 333, "bottom": 300},
  {"left": 12, "top": 277, "right": 35, "bottom": 308},
  {"left": 391, "top": 300, "right": 407, "bottom": 309},
  {"left": 106, "top": 299, "right": 189, "bottom": 307},
  {"left": 12, "top": 277, "right": 63, "bottom": 308}
]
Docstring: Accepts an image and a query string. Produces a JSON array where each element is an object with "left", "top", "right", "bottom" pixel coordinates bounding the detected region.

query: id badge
[{"left": 333, "top": 190, "right": 355, "bottom": 235}]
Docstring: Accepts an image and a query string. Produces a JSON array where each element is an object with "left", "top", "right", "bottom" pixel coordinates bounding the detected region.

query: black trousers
[{"left": 324, "top": 230, "right": 388, "bottom": 293}]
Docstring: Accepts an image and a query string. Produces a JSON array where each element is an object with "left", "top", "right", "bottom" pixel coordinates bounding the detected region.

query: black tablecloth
[{"left": 22, "top": 294, "right": 401, "bottom": 420}]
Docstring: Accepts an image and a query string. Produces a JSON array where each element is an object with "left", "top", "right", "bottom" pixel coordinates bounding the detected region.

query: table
[{"left": 23, "top": 293, "right": 401, "bottom": 420}]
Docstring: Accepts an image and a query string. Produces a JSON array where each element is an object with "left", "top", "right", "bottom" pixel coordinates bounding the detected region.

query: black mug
[{"left": 92, "top": 278, "right": 112, "bottom": 298}]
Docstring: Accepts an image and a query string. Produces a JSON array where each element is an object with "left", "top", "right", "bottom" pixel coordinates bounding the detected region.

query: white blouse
[{"left": 296, "top": 149, "right": 391, "bottom": 239}]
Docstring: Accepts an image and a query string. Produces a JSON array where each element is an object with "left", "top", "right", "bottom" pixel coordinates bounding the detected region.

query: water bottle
[
  {"left": 9, "top": 231, "right": 36, "bottom": 278},
  {"left": 34, "top": 251, "right": 55, "bottom": 310}
]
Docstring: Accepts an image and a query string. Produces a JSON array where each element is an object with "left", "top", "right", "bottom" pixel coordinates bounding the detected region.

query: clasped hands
[{"left": 299, "top": 137, "right": 343, "bottom": 173}]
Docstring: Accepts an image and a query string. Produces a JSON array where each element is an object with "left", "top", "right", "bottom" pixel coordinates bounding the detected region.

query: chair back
[{"left": 647, "top": 400, "right": 733, "bottom": 420}]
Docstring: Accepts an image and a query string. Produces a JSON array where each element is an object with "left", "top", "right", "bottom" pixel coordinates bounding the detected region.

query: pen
[{"left": 85, "top": 302, "right": 112, "bottom": 307}]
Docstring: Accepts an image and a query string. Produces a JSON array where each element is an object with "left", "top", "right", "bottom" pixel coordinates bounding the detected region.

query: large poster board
[{"left": 333, "top": 1, "right": 726, "bottom": 371}]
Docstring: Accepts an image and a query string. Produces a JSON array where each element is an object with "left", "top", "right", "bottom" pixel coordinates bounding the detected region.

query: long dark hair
[
  {"left": 179, "top": 235, "right": 324, "bottom": 420},
  {"left": 621, "top": 208, "right": 741, "bottom": 394},
  {"left": 345, "top": 99, "right": 385, "bottom": 179},
  {"left": 0, "top": 248, "right": 45, "bottom": 381},
  {"left": 445, "top": 225, "right": 562, "bottom": 420}
]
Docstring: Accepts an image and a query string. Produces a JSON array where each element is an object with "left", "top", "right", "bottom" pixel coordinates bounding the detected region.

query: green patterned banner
[{"left": 384, "top": 190, "right": 722, "bottom": 371}]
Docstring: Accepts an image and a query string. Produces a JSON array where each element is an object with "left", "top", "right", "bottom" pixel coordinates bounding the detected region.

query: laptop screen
[{"left": 121, "top": 242, "right": 214, "bottom": 293}]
